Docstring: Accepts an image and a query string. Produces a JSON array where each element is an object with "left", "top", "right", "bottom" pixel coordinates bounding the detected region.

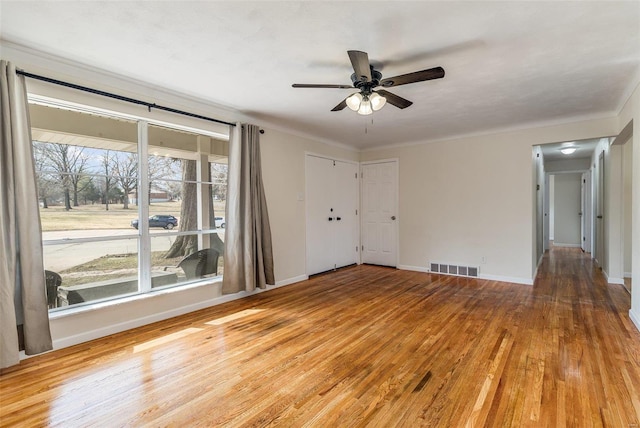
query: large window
[{"left": 32, "top": 103, "right": 228, "bottom": 310}]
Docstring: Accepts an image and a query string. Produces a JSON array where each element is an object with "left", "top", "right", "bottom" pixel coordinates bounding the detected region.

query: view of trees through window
[{"left": 33, "top": 104, "right": 229, "bottom": 310}]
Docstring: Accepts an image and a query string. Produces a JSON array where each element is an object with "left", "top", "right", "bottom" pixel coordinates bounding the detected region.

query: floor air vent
[{"left": 430, "top": 262, "right": 479, "bottom": 278}]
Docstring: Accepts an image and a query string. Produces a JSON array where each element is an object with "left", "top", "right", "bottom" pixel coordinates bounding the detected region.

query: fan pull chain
[{"left": 365, "top": 117, "right": 376, "bottom": 134}]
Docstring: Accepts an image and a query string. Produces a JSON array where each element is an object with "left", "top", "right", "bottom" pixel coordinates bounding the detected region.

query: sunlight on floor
[
  {"left": 205, "top": 309, "right": 264, "bottom": 325},
  {"left": 133, "top": 327, "right": 204, "bottom": 353}
]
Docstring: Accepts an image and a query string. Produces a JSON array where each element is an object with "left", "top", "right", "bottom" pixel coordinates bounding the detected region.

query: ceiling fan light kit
[
  {"left": 293, "top": 50, "right": 445, "bottom": 115},
  {"left": 346, "top": 92, "right": 386, "bottom": 115}
]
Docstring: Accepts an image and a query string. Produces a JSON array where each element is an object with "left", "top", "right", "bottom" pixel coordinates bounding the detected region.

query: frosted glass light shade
[
  {"left": 370, "top": 92, "right": 387, "bottom": 111},
  {"left": 560, "top": 148, "right": 577, "bottom": 155},
  {"left": 346, "top": 93, "right": 362, "bottom": 111},
  {"left": 357, "top": 98, "right": 373, "bottom": 115}
]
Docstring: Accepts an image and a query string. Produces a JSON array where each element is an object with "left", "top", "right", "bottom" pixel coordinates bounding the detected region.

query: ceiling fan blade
[
  {"left": 376, "top": 90, "right": 413, "bottom": 109},
  {"left": 348, "top": 50, "right": 372, "bottom": 83},
  {"left": 292, "top": 84, "right": 354, "bottom": 89},
  {"left": 331, "top": 98, "right": 348, "bottom": 111},
  {"left": 380, "top": 66, "right": 445, "bottom": 87}
]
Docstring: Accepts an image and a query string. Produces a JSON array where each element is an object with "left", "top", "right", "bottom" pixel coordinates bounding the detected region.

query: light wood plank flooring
[{"left": 1, "top": 247, "right": 640, "bottom": 426}]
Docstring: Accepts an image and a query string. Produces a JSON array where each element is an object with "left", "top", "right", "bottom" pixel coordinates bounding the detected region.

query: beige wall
[
  {"left": 616, "top": 82, "right": 639, "bottom": 326},
  {"left": 360, "top": 117, "right": 617, "bottom": 284}
]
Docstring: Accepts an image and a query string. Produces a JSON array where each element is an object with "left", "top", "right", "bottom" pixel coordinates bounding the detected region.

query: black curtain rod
[{"left": 17, "top": 70, "right": 236, "bottom": 128}]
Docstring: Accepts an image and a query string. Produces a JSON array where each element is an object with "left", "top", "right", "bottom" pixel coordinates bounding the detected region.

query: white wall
[
  {"left": 545, "top": 158, "right": 591, "bottom": 173},
  {"left": 553, "top": 173, "right": 582, "bottom": 246},
  {"left": 623, "top": 140, "right": 633, "bottom": 277},
  {"left": 549, "top": 175, "right": 555, "bottom": 240},
  {"left": 606, "top": 142, "right": 625, "bottom": 284}
]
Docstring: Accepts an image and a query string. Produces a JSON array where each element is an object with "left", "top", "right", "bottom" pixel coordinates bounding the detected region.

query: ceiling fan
[{"left": 292, "top": 50, "right": 445, "bottom": 115}]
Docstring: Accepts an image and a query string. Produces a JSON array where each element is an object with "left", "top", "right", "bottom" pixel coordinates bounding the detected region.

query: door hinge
[
  {"left": 356, "top": 246, "right": 358, "bottom": 252},
  {"left": 355, "top": 209, "right": 358, "bottom": 215},
  {"left": 355, "top": 172, "right": 357, "bottom": 179},
  {"left": 362, "top": 245, "right": 364, "bottom": 251}
]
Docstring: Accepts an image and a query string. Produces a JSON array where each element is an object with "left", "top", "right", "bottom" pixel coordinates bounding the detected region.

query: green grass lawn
[{"left": 40, "top": 201, "right": 226, "bottom": 231}]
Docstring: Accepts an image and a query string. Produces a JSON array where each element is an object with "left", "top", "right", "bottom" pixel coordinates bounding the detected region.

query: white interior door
[
  {"left": 596, "top": 152, "right": 605, "bottom": 268},
  {"left": 361, "top": 160, "right": 398, "bottom": 267},
  {"left": 333, "top": 160, "right": 359, "bottom": 269},
  {"left": 306, "top": 155, "right": 334, "bottom": 275},
  {"left": 306, "top": 155, "right": 359, "bottom": 276}
]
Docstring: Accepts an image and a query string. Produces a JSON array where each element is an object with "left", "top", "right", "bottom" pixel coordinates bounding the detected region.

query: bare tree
[
  {"left": 100, "top": 150, "right": 114, "bottom": 211},
  {"left": 110, "top": 152, "right": 138, "bottom": 209},
  {"left": 32, "top": 142, "right": 57, "bottom": 208},
  {"left": 35, "top": 143, "right": 88, "bottom": 210},
  {"left": 211, "top": 163, "right": 228, "bottom": 201}
]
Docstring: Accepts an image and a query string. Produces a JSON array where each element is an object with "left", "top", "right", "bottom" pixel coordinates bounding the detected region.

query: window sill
[{"left": 49, "top": 276, "right": 223, "bottom": 320}]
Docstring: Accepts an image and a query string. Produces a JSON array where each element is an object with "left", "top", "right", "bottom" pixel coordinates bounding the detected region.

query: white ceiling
[{"left": 1, "top": 1, "right": 639, "bottom": 150}]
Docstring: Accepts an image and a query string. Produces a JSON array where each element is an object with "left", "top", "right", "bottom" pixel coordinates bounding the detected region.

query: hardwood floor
[{"left": 2, "top": 247, "right": 640, "bottom": 427}]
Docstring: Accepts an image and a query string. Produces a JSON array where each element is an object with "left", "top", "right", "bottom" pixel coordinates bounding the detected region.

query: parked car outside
[
  {"left": 215, "top": 216, "right": 225, "bottom": 229},
  {"left": 131, "top": 215, "right": 178, "bottom": 230}
]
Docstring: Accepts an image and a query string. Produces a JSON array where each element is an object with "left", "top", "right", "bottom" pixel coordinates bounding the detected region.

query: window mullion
[{"left": 138, "top": 121, "right": 152, "bottom": 293}]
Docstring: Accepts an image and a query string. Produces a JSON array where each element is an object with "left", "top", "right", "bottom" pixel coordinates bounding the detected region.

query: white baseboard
[
  {"left": 629, "top": 310, "right": 640, "bottom": 333},
  {"left": 275, "top": 274, "right": 308, "bottom": 287},
  {"left": 478, "top": 274, "right": 534, "bottom": 286},
  {"left": 603, "top": 270, "right": 625, "bottom": 285},
  {"left": 398, "top": 265, "right": 533, "bottom": 285},
  {"left": 625, "top": 272, "right": 632, "bottom": 279},
  {"left": 48, "top": 274, "right": 307, "bottom": 353},
  {"left": 552, "top": 243, "right": 581, "bottom": 248},
  {"left": 398, "top": 264, "right": 430, "bottom": 273}
]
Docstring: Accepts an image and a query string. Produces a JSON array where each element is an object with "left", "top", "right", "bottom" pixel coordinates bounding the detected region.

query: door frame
[
  {"left": 360, "top": 158, "right": 400, "bottom": 268},
  {"left": 581, "top": 170, "right": 592, "bottom": 253}
]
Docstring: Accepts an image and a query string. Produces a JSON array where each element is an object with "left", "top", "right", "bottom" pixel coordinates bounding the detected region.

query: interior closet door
[
  {"left": 361, "top": 160, "right": 398, "bottom": 267},
  {"left": 595, "top": 151, "right": 605, "bottom": 269},
  {"left": 305, "top": 155, "right": 359, "bottom": 276},
  {"left": 306, "top": 155, "right": 334, "bottom": 275},
  {"left": 333, "top": 160, "right": 358, "bottom": 268}
]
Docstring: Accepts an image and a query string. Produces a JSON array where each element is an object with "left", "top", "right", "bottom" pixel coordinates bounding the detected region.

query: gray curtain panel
[
  {"left": 0, "top": 61, "right": 52, "bottom": 368},
  {"left": 222, "top": 123, "right": 275, "bottom": 294}
]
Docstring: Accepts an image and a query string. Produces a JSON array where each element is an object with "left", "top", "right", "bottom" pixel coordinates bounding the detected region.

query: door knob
[{"left": 391, "top": 216, "right": 396, "bottom": 220}]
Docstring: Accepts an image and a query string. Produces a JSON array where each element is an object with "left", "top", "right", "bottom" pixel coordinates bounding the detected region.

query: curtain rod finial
[{"left": 259, "top": 129, "right": 265, "bottom": 134}]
